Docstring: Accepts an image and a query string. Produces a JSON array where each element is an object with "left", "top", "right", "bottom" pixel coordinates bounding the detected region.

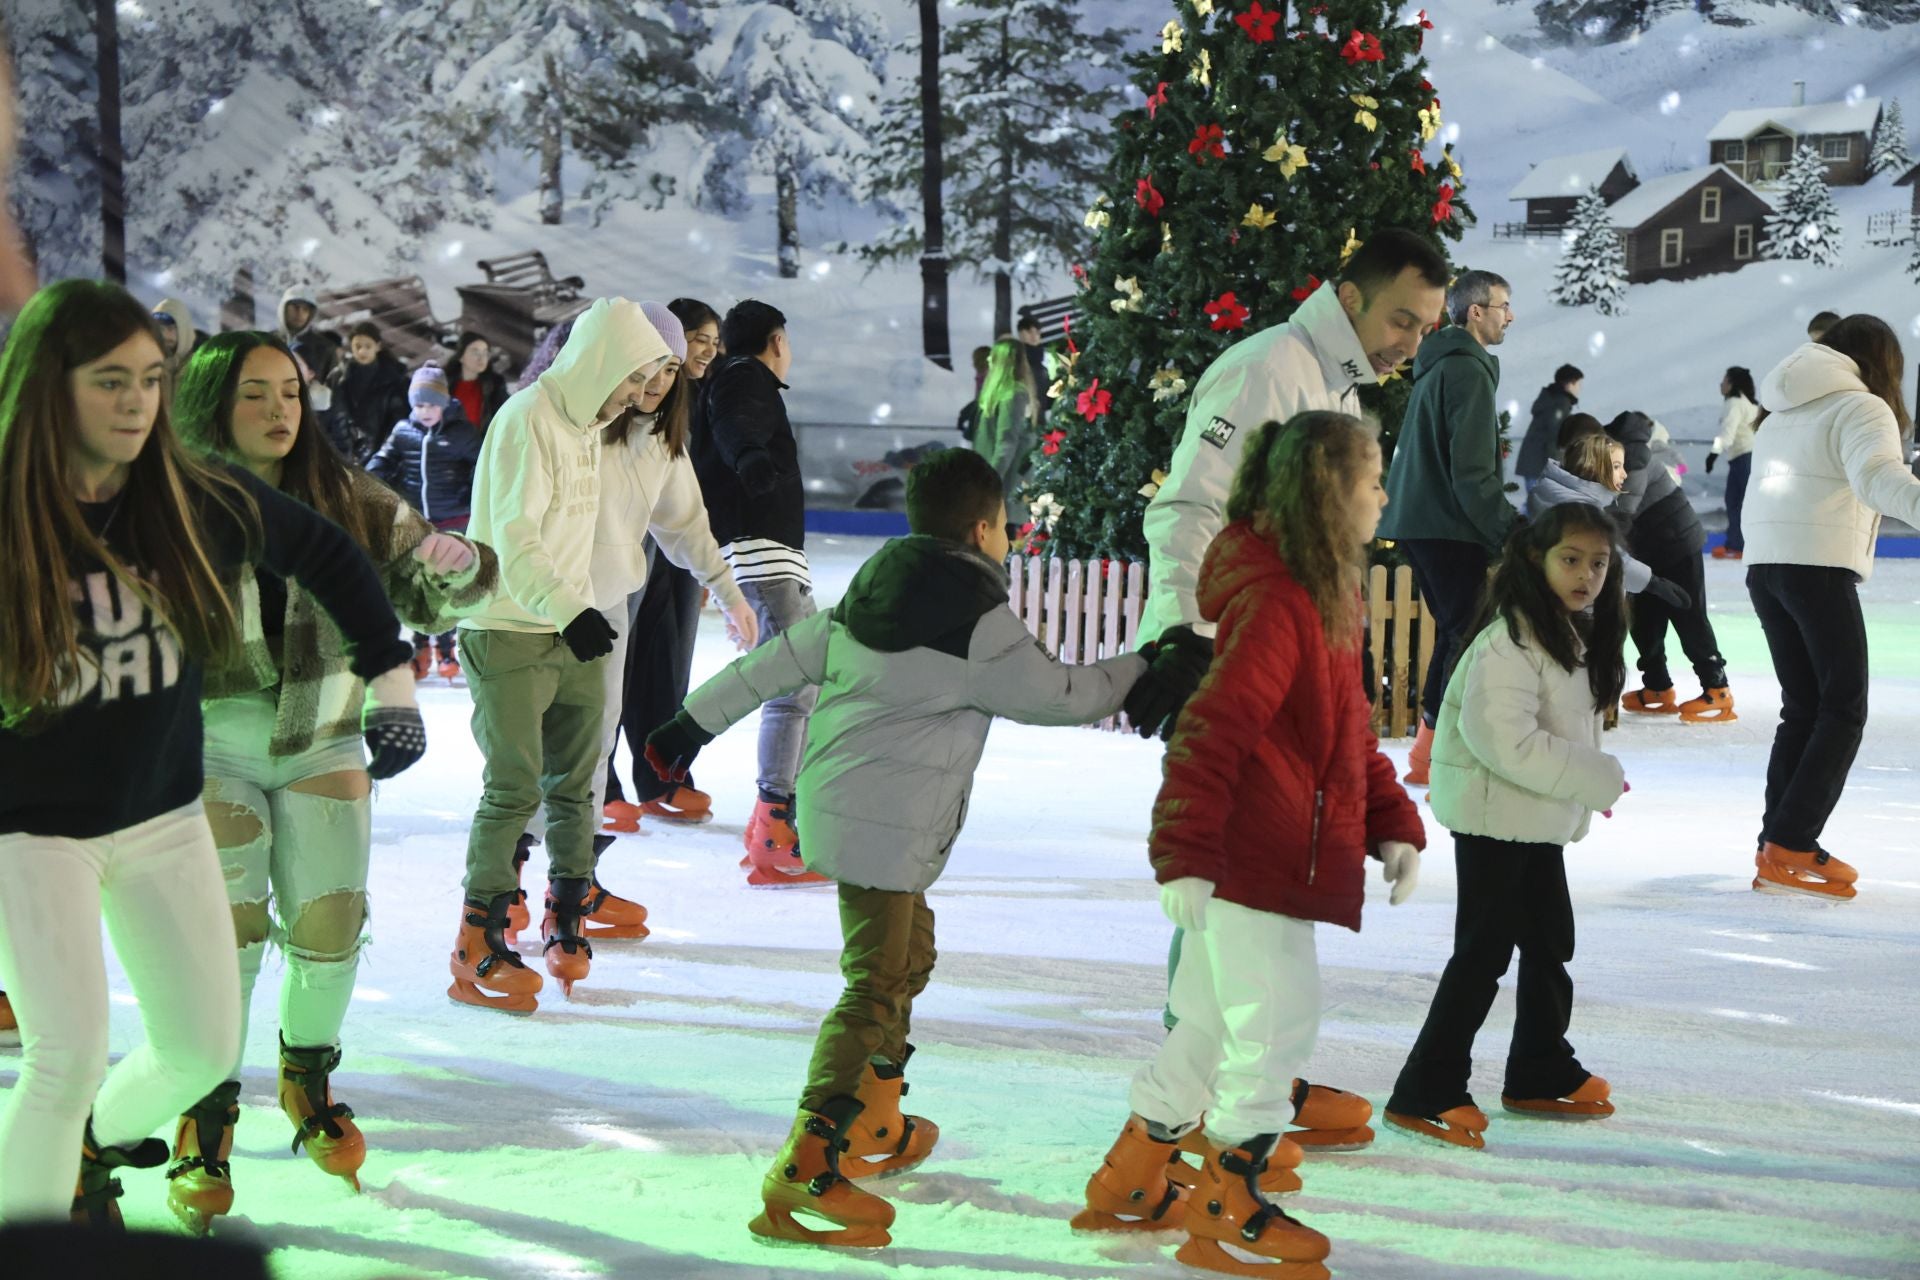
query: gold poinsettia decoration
[
  {"left": 1263, "top": 133, "right": 1307, "bottom": 180},
  {"left": 1138, "top": 468, "right": 1171, "bottom": 500},
  {"left": 1110, "top": 275, "right": 1145, "bottom": 313},
  {"left": 1148, "top": 366, "right": 1189, "bottom": 402},
  {"left": 1161, "top": 19, "right": 1183, "bottom": 52},
  {"left": 1351, "top": 93, "right": 1379, "bottom": 132},
  {"left": 1241, "top": 202, "right": 1277, "bottom": 230},
  {"left": 1339, "top": 227, "right": 1363, "bottom": 265}
]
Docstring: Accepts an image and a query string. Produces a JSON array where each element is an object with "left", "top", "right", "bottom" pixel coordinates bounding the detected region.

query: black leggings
[
  {"left": 605, "top": 551, "right": 705, "bottom": 804},
  {"left": 1628, "top": 543, "right": 1725, "bottom": 690}
]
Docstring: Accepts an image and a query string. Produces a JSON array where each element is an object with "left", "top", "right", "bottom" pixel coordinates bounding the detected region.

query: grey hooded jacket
[
  {"left": 682, "top": 536, "right": 1146, "bottom": 892},
  {"left": 1525, "top": 461, "right": 1653, "bottom": 593}
]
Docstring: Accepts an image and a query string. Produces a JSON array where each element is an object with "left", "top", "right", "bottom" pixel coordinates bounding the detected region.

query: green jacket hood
[
  {"left": 833, "top": 536, "right": 1009, "bottom": 656},
  {"left": 537, "top": 297, "right": 671, "bottom": 432},
  {"left": 1413, "top": 325, "right": 1498, "bottom": 382}
]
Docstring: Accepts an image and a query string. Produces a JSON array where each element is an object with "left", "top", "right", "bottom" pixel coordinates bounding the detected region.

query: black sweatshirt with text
[{"left": 0, "top": 467, "right": 412, "bottom": 839}]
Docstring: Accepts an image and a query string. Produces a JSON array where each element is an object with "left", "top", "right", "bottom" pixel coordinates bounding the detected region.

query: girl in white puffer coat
[{"left": 1742, "top": 315, "right": 1920, "bottom": 901}]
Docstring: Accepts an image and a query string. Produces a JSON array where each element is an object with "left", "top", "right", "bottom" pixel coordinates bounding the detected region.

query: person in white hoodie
[
  {"left": 1706, "top": 367, "right": 1761, "bottom": 560},
  {"left": 1743, "top": 315, "right": 1920, "bottom": 901},
  {"left": 450, "top": 298, "right": 670, "bottom": 1013}
]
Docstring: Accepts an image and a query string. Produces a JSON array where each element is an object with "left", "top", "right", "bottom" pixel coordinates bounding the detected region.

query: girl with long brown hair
[
  {"left": 0, "top": 280, "right": 415, "bottom": 1229},
  {"left": 162, "top": 330, "right": 495, "bottom": 1232},
  {"left": 1741, "top": 314, "right": 1920, "bottom": 900},
  {"left": 1078, "top": 411, "right": 1424, "bottom": 1279}
]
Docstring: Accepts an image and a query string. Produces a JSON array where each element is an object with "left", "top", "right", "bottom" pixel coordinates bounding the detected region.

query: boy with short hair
[{"left": 644, "top": 448, "right": 1209, "bottom": 1249}]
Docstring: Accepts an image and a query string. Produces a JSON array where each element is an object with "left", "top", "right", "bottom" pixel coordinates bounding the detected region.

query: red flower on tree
[
  {"left": 1075, "top": 382, "right": 1111, "bottom": 422},
  {"left": 1236, "top": 2, "right": 1282, "bottom": 42},
  {"left": 1041, "top": 428, "right": 1071, "bottom": 455},
  {"left": 1135, "top": 176, "right": 1165, "bottom": 217},
  {"left": 1432, "top": 182, "right": 1457, "bottom": 224},
  {"left": 1415, "top": 7, "right": 1433, "bottom": 47},
  {"left": 1146, "top": 81, "right": 1169, "bottom": 119},
  {"left": 1421, "top": 78, "right": 1434, "bottom": 91},
  {"left": 1204, "top": 291, "right": 1252, "bottom": 331},
  {"left": 1290, "top": 275, "right": 1322, "bottom": 302},
  {"left": 1340, "top": 30, "right": 1384, "bottom": 62},
  {"left": 1410, "top": 149, "right": 1427, "bottom": 174},
  {"left": 1187, "top": 123, "right": 1226, "bottom": 163}
]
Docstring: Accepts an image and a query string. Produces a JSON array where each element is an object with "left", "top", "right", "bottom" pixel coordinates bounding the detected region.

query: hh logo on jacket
[{"left": 58, "top": 570, "right": 183, "bottom": 707}]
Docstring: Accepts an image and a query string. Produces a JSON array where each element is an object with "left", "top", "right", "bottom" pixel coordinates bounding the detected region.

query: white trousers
[
  {"left": 1129, "top": 899, "right": 1321, "bottom": 1146},
  {"left": 0, "top": 804, "right": 241, "bottom": 1222}
]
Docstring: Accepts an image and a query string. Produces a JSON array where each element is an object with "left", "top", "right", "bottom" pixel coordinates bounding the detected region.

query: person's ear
[{"left": 1336, "top": 280, "right": 1363, "bottom": 317}]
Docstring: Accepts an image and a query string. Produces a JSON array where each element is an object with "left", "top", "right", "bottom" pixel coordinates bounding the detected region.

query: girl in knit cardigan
[
  {"left": 1384, "top": 503, "right": 1628, "bottom": 1151},
  {"left": 1076, "top": 412, "right": 1424, "bottom": 1280},
  {"left": 165, "top": 332, "right": 497, "bottom": 1233}
]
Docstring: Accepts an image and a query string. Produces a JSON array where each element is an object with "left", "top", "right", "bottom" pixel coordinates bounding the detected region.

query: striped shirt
[{"left": 722, "top": 537, "right": 812, "bottom": 589}]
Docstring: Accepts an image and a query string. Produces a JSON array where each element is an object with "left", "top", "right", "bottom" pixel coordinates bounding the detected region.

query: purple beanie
[
  {"left": 640, "top": 301, "right": 687, "bottom": 364},
  {"left": 409, "top": 364, "right": 451, "bottom": 408}
]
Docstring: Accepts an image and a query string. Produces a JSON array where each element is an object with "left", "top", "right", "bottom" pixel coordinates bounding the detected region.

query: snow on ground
[{"left": 9, "top": 538, "right": 1918, "bottom": 1280}]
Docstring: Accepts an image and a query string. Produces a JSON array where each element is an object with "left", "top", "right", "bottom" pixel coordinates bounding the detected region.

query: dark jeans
[
  {"left": 1723, "top": 454, "right": 1752, "bottom": 553},
  {"left": 1747, "top": 565, "right": 1869, "bottom": 852},
  {"left": 1389, "top": 835, "right": 1588, "bottom": 1118},
  {"left": 412, "top": 630, "right": 456, "bottom": 660},
  {"left": 606, "top": 545, "right": 705, "bottom": 804},
  {"left": 1400, "top": 539, "right": 1491, "bottom": 727},
  {"left": 801, "top": 883, "right": 936, "bottom": 1110},
  {"left": 1628, "top": 545, "right": 1726, "bottom": 690}
]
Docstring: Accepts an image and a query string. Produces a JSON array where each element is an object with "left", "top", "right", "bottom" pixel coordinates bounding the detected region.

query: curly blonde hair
[{"left": 1223, "top": 411, "right": 1378, "bottom": 650}]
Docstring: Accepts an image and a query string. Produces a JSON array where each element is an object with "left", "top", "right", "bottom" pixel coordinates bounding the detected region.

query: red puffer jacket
[{"left": 1150, "top": 522, "right": 1425, "bottom": 931}]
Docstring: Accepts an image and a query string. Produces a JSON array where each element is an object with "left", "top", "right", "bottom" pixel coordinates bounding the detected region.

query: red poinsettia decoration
[
  {"left": 1415, "top": 7, "right": 1433, "bottom": 47},
  {"left": 1420, "top": 78, "right": 1434, "bottom": 91},
  {"left": 1075, "top": 382, "right": 1111, "bottom": 422},
  {"left": 1236, "top": 1, "right": 1282, "bottom": 41},
  {"left": 1290, "top": 274, "right": 1322, "bottom": 302},
  {"left": 1135, "top": 176, "right": 1165, "bottom": 217},
  {"left": 1340, "top": 30, "right": 1384, "bottom": 62},
  {"left": 1410, "top": 149, "right": 1427, "bottom": 174},
  {"left": 1063, "top": 313, "right": 1079, "bottom": 356},
  {"left": 1187, "top": 123, "right": 1226, "bottom": 163},
  {"left": 1042, "top": 428, "right": 1071, "bottom": 455},
  {"left": 1432, "top": 182, "right": 1457, "bottom": 224},
  {"left": 1070, "top": 262, "right": 1088, "bottom": 282},
  {"left": 1147, "top": 82, "right": 1170, "bottom": 120},
  {"left": 1204, "top": 291, "right": 1252, "bottom": 331}
]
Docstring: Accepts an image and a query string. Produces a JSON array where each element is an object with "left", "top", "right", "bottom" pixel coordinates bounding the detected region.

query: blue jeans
[
  {"left": 741, "top": 578, "right": 819, "bottom": 799},
  {"left": 1723, "top": 453, "right": 1752, "bottom": 552}
]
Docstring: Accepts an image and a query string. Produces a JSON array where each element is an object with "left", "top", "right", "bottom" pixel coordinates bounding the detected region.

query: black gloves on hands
[
  {"left": 1124, "top": 624, "right": 1215, "bottom": 741},
  {"left": 364, "top": 707, "right": 427, "bottom": 780},
  {"left": 1644, "top": 576, "right": 1693, "bottom": 611},
  {"left": 644, "top": 710, "right": 716, "bottom": 783},
  {"left": 562, "top": 608, "right": 618, "bottom": 662},
  {"left": 1704, "top": 452, "right": 1718, "bottom": 474}
]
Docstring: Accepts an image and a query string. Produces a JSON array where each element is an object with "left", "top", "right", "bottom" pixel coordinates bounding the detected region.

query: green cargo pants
[
  {"left": 459, "top": 628, "right": 608, "bottom": 899},
  {"left": 801, "top": 883, "right": 937, "bottom": 1111}
]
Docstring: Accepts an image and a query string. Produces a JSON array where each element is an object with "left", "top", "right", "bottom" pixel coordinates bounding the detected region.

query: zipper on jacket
[{"left": 1308, "top": 789, "right": 1324, "bottom": 884}]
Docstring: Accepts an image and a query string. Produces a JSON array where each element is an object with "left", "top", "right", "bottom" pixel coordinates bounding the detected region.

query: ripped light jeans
[{"left": 201, "top": 692, "right": 371, "bottom": 1076}]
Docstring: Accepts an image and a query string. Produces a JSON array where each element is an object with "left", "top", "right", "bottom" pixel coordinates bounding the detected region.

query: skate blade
[
  {"left": 1383, "top": 1111, "right": 1485, "bottom": 1151},
  {"left": 1500, "top": 1097, "right": 1615, "bottom": 1120},
  {"left": 169, "top": 1200, "right": 222, "bottom": 1237},
  {"left": 1288, "top": 1124, "right": 1374, "bottom": 1153},
  {"left": 1752, "top": 875, "right": 1857, "bottom": 902},
  {"left": 601, "top": 818, "right": 641, "bottom": 834},
  {"left": 1175, "top": 1235, "right": 1332, "bottom": 1279},
  {"left": 745, "top": 870, "right": 833, "bottom": 888},
  {"left": 1070, "top": 1205, "right": 1187, "bottom": 1234},
  {"left": 748, "top": 1209, "right": 891, "bottom": 1249},
  {"left": 582, "top": 922, "right": 651, "bottom": 941},
  {"left": 445, "top": 981, "right": 538, "bottom": 1016},
  {"left": 1679, "top": 710, "right": 1738, "bottom": 723},
  {"left": 642, "top": 806, "right": 713, "bottom": 825}
]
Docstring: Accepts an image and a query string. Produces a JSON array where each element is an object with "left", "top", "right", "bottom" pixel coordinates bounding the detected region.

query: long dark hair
[
  {"left": 605, "top": 364, "right": 691, "bottom": 458},
  {"left": 1723, "top": 366, "right": 1757, "bottom": 405},
  {"left": 174, "top": 332, "right": 379, "bottom": 552},
  {"left": 1470, "top": 503, "right": 1627, "bottom": 712},
  {"left": 667, "top": 297, "right": 721, "bottom": 342},
  {"left": 1818, "top": 314, "right": 1911, "bottom": 440},
  {"left": 0, "top": 280, "right": 254, "bottom": 725}
]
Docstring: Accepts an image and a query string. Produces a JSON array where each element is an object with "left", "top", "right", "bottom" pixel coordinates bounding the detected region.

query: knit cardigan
[{"left": 204, "top": 470, "right": 499, "bottom": 756}]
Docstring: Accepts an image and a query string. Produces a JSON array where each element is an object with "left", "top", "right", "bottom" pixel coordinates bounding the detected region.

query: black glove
[
  {"left": 561, "top": 608, "right": 618, "bottom": 662},
  {"left": 364, "top": 707, "right": 427, "bottom": 780},
  {"left": 644, "top": 710, "right": 715, "bottom": 783},
  {"left": 1125, "top": 624, "right": 1214, "bottom": 740},
  {"left": 1704, "top": 452, "right": 1718, "bottom": 474},
  {"left": 1643, "top": 576, "right": 1692, "bottom": 611},
  {"left": 738, "top": 450, "right": 780, "bottom": 497}
]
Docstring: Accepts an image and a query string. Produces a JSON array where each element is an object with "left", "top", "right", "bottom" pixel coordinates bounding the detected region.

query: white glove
[
  {"left": 1380, "top": 841, "right": 1420, "bottom": 906},
  {"left": 1159, "top": 877, "right": 1215, "bottom": 932},
  {"left": 724, "top": 598, "right": 760, "bottom": 651},
  {"left": 413, "top": 531, "right": 475, "bottom": 576}
]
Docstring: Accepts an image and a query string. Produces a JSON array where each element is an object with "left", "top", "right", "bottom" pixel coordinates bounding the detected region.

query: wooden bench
[
  {"left": 312, "top": 275, "right": 452, "bottom": 367},
  {"left": 456, "top": 250, "right": 591, "bottom": 372}
]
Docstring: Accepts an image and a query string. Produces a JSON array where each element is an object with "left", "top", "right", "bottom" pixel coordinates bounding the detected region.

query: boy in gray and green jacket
[{"left": 643, "top": 448, "right": 1210, "bottom": 1249}]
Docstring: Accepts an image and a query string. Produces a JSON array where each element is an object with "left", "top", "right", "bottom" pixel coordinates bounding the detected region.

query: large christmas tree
[{"left": 1020, "top": 0, "right": 1470, "bottom": 562}]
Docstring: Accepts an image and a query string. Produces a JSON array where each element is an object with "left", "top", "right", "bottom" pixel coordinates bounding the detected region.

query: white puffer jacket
[
  {"left": 1745, "top": 344, "right": 1920, "bottom": 582},
  {"left": 1429, "top": 618, "right": 1625, "bottom": 847}
]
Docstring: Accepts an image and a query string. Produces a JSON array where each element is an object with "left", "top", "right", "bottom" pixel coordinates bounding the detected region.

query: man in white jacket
[
  {"left": 450, "top": 298, "right": 671, "bottom": 1012},
  {"left": 1136, "top": 228, "right": 1451, "bottom": 646}
]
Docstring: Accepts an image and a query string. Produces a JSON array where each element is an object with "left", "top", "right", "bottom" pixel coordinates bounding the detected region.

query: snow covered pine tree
[
  {"left": 1762, "top": 145, "right": 1843, "bottom": 268},
  {"left": 1868, "top": 98, "right": 1911, "bottom": 177},
  {"left": 1550, "top": 187, "right": 1628, "bottom": 317},
  {"left": 1020, "top": 0, "right": 1470, "bottom": 561}
]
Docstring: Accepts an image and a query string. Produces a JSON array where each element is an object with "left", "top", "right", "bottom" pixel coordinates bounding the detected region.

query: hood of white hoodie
[
  {"left": 152, "top": 297, "right": 197, "bottom": 354},
  {"left": 537, "top": 297, "right": 670, "bottom": 432},
  {"left": 1760, "top": 342, "right": 1866, "bottom": 414}
]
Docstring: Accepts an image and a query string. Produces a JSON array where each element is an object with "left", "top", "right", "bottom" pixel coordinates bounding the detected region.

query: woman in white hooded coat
[{"left": 1742, "top": 315, "right": 1920, "bottom": 900}]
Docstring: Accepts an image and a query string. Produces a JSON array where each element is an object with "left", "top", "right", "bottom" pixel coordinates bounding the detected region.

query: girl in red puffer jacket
[{"left": 1075, "top": 411, "right": 1426, "bottom": 1280}]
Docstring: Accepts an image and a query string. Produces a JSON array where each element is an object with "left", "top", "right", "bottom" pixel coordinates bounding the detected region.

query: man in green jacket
[{"left": 1378, "top": 269, "right": 1522, "bottom": 785}]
